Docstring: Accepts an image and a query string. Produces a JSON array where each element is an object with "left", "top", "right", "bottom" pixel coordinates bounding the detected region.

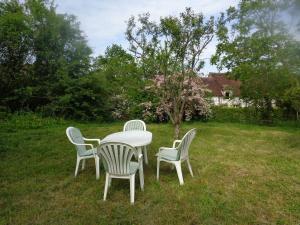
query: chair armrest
[
  {"left": 83, "top": 138, "right": 101, "bottom": 145},
  {"left": 158, "top": 147, "right": 175, "bottom": 153},
  {"left": 172, "top": 140, "right": 182, "bottom": 148},
  {"left": 74, "top": 143, "right": 94, "bottom": 149},
  {"left": 75, "top": 143, "right": 96, "bottom": 156}
]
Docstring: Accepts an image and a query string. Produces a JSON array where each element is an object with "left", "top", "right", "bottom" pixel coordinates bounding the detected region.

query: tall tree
[
  {"left": 26, "top": 0, "right": 92, "bottom": 109},
  {"left": 126, "top": 8, "right": 214, "bottom": 137},
  {"left": 93, "top": 44, "right": 140, "bottom": 92},
  {"left": 92, "top": 44, "right": 142, "bottom": 120},
  {"left": 0, "top": 0, "right": 33, "bottom": 109},
  {"left": 0, "top": 0, "right": 92, "bottom": 113},
  {"left": 212, "top": 0, "right": 299, "bottom": 121}
]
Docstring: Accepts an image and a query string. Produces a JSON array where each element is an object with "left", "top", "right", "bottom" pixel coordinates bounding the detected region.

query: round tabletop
[{"left": 102, "top": 130, "right": 152, "bottom": 147}]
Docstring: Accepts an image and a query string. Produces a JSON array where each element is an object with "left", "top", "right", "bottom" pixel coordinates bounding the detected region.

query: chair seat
[
  {"left": 79, "top": 148, "right": 96, "bottom": 157},
  {"left": 156, "top": 148, "right": 178, "bottom": 161}
]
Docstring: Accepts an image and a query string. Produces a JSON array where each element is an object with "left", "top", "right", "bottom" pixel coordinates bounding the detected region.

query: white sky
[{"left": 55, "top": 0, "right": 240, "bottom": 75}]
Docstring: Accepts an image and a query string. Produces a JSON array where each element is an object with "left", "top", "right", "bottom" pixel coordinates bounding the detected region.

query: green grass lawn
[{"left": 1, "top": 117, "right": 300, "bottom": 225}]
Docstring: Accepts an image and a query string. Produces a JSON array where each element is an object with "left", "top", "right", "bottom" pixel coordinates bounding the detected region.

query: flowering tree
[
  {"left": 149, "top": 73, "right": 210, "bottom": 137},
  {"left": 111, "top": 94, "right": 130, "bottom": 120},
  {"left": 126, "top": 8, "right": 215, "bottom": 138}
]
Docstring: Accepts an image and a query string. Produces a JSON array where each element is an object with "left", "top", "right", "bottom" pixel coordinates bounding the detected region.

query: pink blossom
[{"left": 140, "top": 73, "right": 211, "bottom": 122}]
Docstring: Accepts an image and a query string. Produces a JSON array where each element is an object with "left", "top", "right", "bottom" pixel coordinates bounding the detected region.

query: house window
[
  {"left": 224, "top": 91, "right": 232, "bottom": 99},
  {"left": 225, "top": 91, "right": 230, "bottom": 98}
]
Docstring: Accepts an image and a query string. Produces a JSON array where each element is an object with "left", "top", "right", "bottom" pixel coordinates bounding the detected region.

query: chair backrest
[
  {"left": 176, "top": 128, "right": 196, "bottom": 160},
  {"left": 66, "top": 127, "right": 86, "bottom": 155},
  {"left": 123, "top": 120, "right": 146, "bottom": 131},
  {"left": 98, "top": 142, "right": 136, "bottom": 176}
]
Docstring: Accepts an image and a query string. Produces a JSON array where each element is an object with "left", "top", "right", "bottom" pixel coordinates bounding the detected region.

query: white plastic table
[
  {"left": 102, "top": 130, "right": 152, "bottom": 189},
  {"left": 102, "top": 130, "right": 152, "bottom": 164},
  {"left": 102, "top": 130, "right": 152, "bottom": 146}
]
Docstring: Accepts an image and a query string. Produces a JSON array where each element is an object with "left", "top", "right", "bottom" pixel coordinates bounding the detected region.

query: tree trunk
[
  {"left": 174, "top": 122, "right": 180, "bottom": 139},
  {"left": 297, "top": 111, "right": 299, "bottom": 121},
  {"left": 266, "top": 99, "right": 273, "bottom": 121}
]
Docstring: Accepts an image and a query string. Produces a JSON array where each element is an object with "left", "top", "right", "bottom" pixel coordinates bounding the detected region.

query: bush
[
  {"left": 210, "top": 106, "right": 256, "bottom": 123},
  {"left": 38, "top": 74, "right": 111, "bottom": 121},
  {"left": 209, "top": 106, "right": 297, "bottom": 125}
]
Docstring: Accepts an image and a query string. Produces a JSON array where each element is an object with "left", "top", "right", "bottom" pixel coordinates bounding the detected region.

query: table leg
[
  {"left": 143, "top": 146, "right": 148, "bottom": 165},
  {"left": 137, "top": 147, "right": 144, "bottom": 191}
]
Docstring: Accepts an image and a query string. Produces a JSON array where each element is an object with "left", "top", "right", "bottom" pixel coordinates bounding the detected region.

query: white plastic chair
[
  {"left": 123, "top": 120, "right": 148, "bottom": 164},
  {"left": 66, "top": 127, "right": 101, "bottom": 180},
  {"left": 97, "top": 142, "right": 144, "bottom": 204},
  {"left": 123, "top": 119, "right": 146, "bottom": 131},
  {"left": 156, "top": 128, "right": 196, "bottom": 185}
]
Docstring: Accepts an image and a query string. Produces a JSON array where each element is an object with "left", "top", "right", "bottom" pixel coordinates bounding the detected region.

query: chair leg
[
  {"left": 130, "top": 175, "right": 135, "bottom": 204},
  {"left": 139, "top": 161, "right": 144, "bottom": 191},
  {"left": 75, "top": 157, "right": 80, "bottom": 177},
  {"left": 108, "top": 177, "right": 112, "bottom": 187},
  {"left": 157, "top": 158, "right": 160, "bottom": 181},
  {"left": 103, "top": 173, "right": 109, "bottom": 201},
  {"left": 82, "top": 159, "right": 86, "bottom": 170},
  {"left": 143, "top": 146, "right": 148, "bottom": 165},
  {"left": 95, "top": 156, "right": 100, "bottom": 180},
  {"left": 174, "top": 161, "right": 184, "bottom": 185},
  {"left": 186, "top": 158, "right": 194, "bottom": 177}
]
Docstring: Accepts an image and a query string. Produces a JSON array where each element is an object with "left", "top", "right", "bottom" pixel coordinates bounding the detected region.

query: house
[{"left": 201, "top": 72, "right": 247, "bottom": 107}]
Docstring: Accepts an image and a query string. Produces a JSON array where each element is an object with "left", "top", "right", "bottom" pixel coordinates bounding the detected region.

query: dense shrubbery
[
  {"left": 1, "top": 0, "right": 299, "bottom": 126},
  {"left": 0, "top": 1, "right": 142, "bottom": 121},
  {"left": 210, "top": 106, "right": 299, "bottom": 125},
  {"left": 0, "top": 0, "right": 92, "bottom": 117},
  {"left": 212, "top": 0, "right": 300, "bottom": 121},
  {"left": 211, "top": 106, "right": 259, "bottom": 123}
]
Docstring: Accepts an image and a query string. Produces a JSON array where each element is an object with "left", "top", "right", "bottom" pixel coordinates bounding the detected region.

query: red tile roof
[{"left": 201, "top": 73, "right": 241, "bottom": 97}]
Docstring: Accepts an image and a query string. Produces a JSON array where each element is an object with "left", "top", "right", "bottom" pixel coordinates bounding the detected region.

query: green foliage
[
  {"left": 212, "top": 0, "right": 300, "bottom": 120},
  {"left": 0, "top": 0, "right": 33, "bottom": 109},
  {"left": 0, "top": 0, "right": 143, "bottom": 121},
  {"left": 0, "top": 0, "right": 94, "bottom": 117},
  {"left": 0, "top": 0, "right": 118, "bottom": 121},
  {"left": 2, "top": 1, "right": 299, "bottom": 123},
  {"left": 40, "top": 73, "right": 111, "bottom": 121},
  {"left": 210, "top": 106, "right": 300, "bottom": 126},
  {"left": 93, "top": 44, "right": 142, "bottom": 100},
  {"left": 126, "top": 7, "right": 215, "bottom": 78},
  {"left": 126, "top": 8, "right": 214, "bottom": 137},
  {"left": 211, "top": 106, "right": 260, "bottom": 123},
  {"left": 92, "top": 44, "right": 143, "bottom": 120},
  {"left": 284, "top": 86, "right": 300, "bottom": 119}
]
